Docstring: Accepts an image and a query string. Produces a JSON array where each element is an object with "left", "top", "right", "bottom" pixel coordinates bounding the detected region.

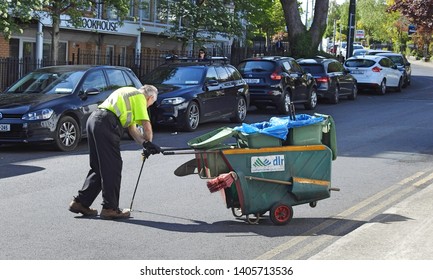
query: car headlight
[
  {"left": 161, "top": 97, "right": 186, "bottom": 105},
  {"left": 22, "top": 109, "right": 54, "bottom": 121}
]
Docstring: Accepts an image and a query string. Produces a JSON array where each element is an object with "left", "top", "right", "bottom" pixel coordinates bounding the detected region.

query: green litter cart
[{"left": 165, "top": 114, "right": 339, "bottom": 225}]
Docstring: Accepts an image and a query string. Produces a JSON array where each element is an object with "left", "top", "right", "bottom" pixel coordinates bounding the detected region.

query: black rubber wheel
[
  {"left": 54, "top": 116, "right": 80, "bottom": 152},
  {"left": 270, "top": 203, "right": 293, "bottom": 225},
  {"left": 377, "top": 79, "right": 386, "bottom": 95},
  {"left": 396, "top": 78, "right": 403, "bottom": 92},
  {"left": 348, "top": 83, "right": 357, "bottom": 100},
  {"left": 330, "top": 86, "right": 339, "bottom": 104},
  {"left": 231, "top": 207, "right": 243, "bottom": 218}
]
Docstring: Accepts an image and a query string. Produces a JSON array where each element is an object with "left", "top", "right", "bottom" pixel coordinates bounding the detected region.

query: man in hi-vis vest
[{"left": 69, "top": 85, "right": 161, "bottom": 219}]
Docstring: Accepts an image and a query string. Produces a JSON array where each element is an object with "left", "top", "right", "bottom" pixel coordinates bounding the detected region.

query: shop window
[{"left": 106, "top": 45, "right": 114, "bottom": 65}]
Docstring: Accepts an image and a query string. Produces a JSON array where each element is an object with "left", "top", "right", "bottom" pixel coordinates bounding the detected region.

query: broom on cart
[{"left": 206, "top": 171, "right": 237, "bottom": 193}]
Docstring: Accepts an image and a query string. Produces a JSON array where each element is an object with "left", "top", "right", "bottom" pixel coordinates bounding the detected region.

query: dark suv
[
  {"left": 237, "top": 56, "right": 317, "bottom": 114},
  {"left": 297, "top": 58, "right": 358, "bottom": 104},
  {"left": 143, "top": 58, "right": 249, "bottom": 131}
]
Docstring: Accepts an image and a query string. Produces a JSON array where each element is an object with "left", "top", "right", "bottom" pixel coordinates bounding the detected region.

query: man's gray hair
[{"left": 139, "top": 85, "right": 158, "bottom": 99}]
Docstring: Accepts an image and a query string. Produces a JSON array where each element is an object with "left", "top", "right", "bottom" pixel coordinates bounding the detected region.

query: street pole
[{"left": 346, "top": 0, "right": 356, "bottom": 60}]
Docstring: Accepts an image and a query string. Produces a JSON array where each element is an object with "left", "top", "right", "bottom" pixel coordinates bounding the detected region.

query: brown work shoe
[
  {"left": 68, "top": 200, "right": 98, "bottom": 216},
  {"left": 100, "top": 208, "right": 131, "bottom": 220}
]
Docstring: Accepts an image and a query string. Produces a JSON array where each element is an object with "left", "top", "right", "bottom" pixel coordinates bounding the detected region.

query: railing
[{"left": 0, "top": 45, "right": 289, "bottom": 91}]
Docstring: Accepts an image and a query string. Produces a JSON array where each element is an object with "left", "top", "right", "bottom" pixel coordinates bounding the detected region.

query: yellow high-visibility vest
[{"left": 99, "top": 87, "right": 149, "bottom": 127}]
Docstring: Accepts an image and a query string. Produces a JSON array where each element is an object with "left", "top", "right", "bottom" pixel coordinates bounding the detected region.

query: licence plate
[
  {"left": 245, "top": 78, "right": 260, "bottom": 84},
  {"left": 351, "top": 70, "right": 364, "bottom": 74},
  {"left": 0, "top": 124, "right": 10, "bottom": 132}
]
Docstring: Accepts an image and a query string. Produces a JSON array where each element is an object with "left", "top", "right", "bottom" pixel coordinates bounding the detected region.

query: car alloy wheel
[
  {"left": 230, "top": 96, "right": 247, "bottom": 123},
  {"left": 183, "top": 101, "right": 200, "bottom": 132},
  {"left": 278, "top": 91, "right": 291, "bottom": 114},
  {"left": 55, "top": 116, "right": 80, "bottom": 152},
  {"left": 378, "top": 79, "right": 386, "bottom": 95},
  {"left": 304, "top": 87, "right": 318, "bottom": 109}
]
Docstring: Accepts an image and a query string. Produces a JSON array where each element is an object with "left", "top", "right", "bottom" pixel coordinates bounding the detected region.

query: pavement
[
  {"left": 309, "top": 56, "right": 433, "bottom": 260},
  {"left": 309, "top": 183, "right": 433, "bottom": 259}
]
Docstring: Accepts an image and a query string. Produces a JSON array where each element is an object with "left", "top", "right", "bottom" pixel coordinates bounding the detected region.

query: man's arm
[{"left": 128, "top": 120, "right": 153, "bottom": 145}]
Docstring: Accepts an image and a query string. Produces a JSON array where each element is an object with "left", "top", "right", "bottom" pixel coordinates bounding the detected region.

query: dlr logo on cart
[{"left": 251, "top": 155, "right": 285, "bottom": 173}]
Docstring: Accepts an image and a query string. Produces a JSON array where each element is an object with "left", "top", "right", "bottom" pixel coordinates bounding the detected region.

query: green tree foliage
[
  {"left": 2, "top": 0, "right": 130, "bottom": 63},
  {"left": 388, "top": 0, "right": 433, "bottom": 58},
  {"left": 0, "top": 0, "right": 49, "bottom": 39},
  {"left": 159, "top": 0, "right": 286, "bottom": 51}
]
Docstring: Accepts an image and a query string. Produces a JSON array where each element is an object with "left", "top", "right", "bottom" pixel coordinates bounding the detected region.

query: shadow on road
[{"left": 113, "top": 210, "right": 412, "bottom": 238}]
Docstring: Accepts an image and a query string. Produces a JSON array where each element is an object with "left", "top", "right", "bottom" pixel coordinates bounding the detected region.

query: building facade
[{"left": 1, "top": 0, "right": 231, "bottom": 63}]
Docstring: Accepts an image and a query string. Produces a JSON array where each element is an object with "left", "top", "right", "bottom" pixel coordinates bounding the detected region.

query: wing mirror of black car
[
  {"left": 85, "top": 88, "right": 100, "bottom": 95},
  {"left": 206, "top": 80, "right": 219, "bottom": 87},
  {"left": 80, "top": 88, "right": 100, "bottom": 99}
]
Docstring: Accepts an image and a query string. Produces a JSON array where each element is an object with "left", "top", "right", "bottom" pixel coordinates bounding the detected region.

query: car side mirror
[
  {"left": 206, "top": 80, "right": 219, "bottom": 87},
  {"left": 80, "top": 88, "right": 100, "bottom": 99}
]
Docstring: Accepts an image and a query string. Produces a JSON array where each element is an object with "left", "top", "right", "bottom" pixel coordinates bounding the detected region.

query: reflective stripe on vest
[{"left": 107, "top": 89, "right": 142, "bottom": 127}]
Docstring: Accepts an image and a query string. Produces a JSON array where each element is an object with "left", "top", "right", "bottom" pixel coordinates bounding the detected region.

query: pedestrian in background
[
  {"left": 68, "top": 85, "right": 161, "bottom": 219},
  {"left": 197, "top": 48, "right": 209, "bottom": 61}
]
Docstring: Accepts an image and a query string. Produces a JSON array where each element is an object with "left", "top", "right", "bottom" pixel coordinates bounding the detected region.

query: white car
[{"left": 343, "top": 55, "right": 403, "bottom": 95}]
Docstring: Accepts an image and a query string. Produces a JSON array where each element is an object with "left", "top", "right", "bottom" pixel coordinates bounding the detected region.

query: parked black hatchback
[
  {"left": 0, "top": 65, "right": 142, "bottom": 151},
  {"left": 237, "top": 56, "right": 317, "bottom": 114},
  {"left": 298, "top": 58, "right": 358, "bottom": 104},
  {"left": 143, "top": 58, "right": 249, "bottom": 131}
]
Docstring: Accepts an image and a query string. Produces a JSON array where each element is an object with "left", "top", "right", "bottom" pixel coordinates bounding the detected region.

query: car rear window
[
  {"left": 344, "top": 59, "right": 376, "bottom": 68},
  {"left": 299, "top": 64, "right": 324, "bottom": 74},
  {"left": 143, "top": 66, "right": 204, "bottom": 85},
  {"left": 237, "top": 61, "right": 276, "bottom": 73}
]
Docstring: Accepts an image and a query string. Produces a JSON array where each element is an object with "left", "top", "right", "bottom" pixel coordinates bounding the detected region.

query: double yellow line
[{"left": 255, "top": 170, "right": 433, "bottom": 260}]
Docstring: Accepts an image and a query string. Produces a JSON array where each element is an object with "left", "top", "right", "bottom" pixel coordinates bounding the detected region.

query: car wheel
[
  {"left": 54, "top": 116, "right": 80, "bottom": 152},
  {"left": 330, "top": 86, "right": 339, "bottom": 104},
  {"left": 377, "top": 79, "right": 386, "bottom": 95},
  {"left": 304, "top": 87, "right": 317, "bottom": 110},
  {"left": 402, "top": 74, "right": 408, "bottom": 88},
  {"left": 277, "top": 91, "right": 291, "bottom": 115},
  {"left": 182, "top": 101, "right": 200, "bottom": 132},
  {"left": 348, "top": 83, "right": 358, "bottom": 100},
  {"left": 230, "top": 96, "right": 247, "bottom": 123},
  {"left": 396, "top": 77, "right": 403, "bottom": 92}
]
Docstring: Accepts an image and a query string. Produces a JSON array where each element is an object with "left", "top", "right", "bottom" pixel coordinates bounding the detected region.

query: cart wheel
[
  {"left": 231, "top": 207, "right": 243, "bottom": 218},
  {"left": 309, "top": 201, "right": 317, "bottom": 208},
  {"left": 270, "top": 204, "right": 293, "bottom": 225},
  {"left": 246, "top": 214, "right": 261, "bottom": 225}
]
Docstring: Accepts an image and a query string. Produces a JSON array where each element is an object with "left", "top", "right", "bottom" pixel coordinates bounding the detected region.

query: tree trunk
[
  {"left": 51, "top": 12, "right": 60, "bottom": 65},
  {"left": 280, "top": 0, "right": 329, "bottom": 57}
]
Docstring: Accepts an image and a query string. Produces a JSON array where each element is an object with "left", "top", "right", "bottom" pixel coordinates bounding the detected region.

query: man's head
[{"left": 139, "top": 85, "right": 158, "bottom": 107}]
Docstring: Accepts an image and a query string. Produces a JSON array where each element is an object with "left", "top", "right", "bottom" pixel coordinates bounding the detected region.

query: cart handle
[
  {"left": 245, "top": 176, "right": 292, "bottom": 185},
  {"left": 162, "top": 148, "right": 221, "bottom": 155}
]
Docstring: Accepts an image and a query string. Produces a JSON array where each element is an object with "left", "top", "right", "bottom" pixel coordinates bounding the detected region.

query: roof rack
[{"left": 164, "top": 55, "right": 229, "bottom": 65}]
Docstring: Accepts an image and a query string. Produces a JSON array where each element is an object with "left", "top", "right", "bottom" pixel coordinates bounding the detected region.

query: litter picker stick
[{"left": 129, "top": 156, "right": 147, "bottom": 211}]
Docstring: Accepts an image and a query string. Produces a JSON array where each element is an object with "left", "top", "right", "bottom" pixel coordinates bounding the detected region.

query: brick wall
[{"left": 0, "top": 37, "right": 9, "bottom": 57}]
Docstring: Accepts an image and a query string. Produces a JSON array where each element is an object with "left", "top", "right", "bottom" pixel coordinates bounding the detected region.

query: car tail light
[
  {"left": 372, "top": 66, "right": 381, "bottom": 72},
  {"left": 316, "top": 76, "right": 330, "bottom": 83},
  {"left": 270, "top": 72, "right": 282, "bottom": 80}
]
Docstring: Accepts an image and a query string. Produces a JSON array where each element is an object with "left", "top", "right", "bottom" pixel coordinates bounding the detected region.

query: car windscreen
[
  {"left": 143, "top": 66, "right": 204, "bottom": 85},
  {"left": 344, "top": 59, "right": 376, "bottom": 68},
  {"left": 299, "top": 64, "right": 324, "bottom": 75},
  {"left": 6, "top": 70, "right": 85, "bottom": 94},
  {"left": 237, "top": 61, "right": 276, "bottom": 73}
]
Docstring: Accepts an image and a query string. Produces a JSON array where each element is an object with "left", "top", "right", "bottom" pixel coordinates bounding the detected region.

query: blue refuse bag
[{"left": 234, "top": 120, "right": 288, "bottom": 140}]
